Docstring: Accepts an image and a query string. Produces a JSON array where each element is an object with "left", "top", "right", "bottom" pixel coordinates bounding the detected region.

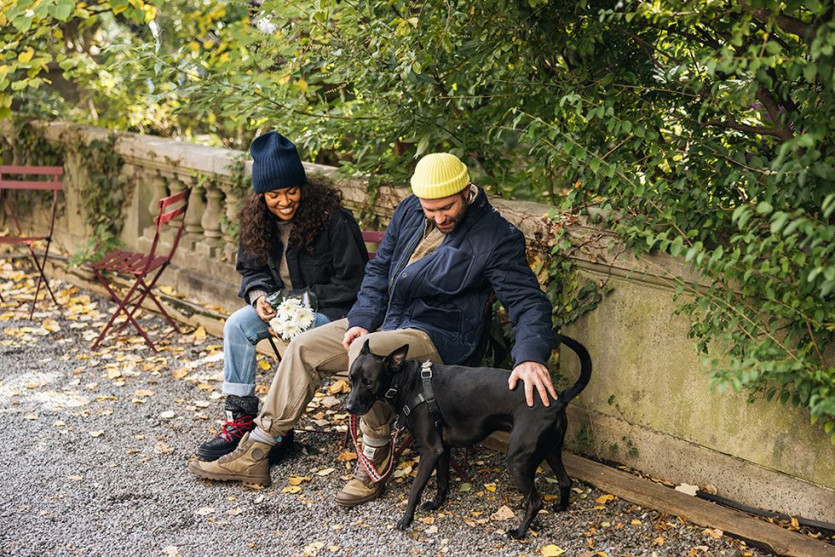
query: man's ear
[
  {"left": 385, "top": 344, "right": 409, "bottom": 371},
  {"left": 360, "top": 338, "right": 371, "bottom": 356}
]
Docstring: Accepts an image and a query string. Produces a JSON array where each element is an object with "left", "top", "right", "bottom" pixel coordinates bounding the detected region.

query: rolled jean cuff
[{"left": 222, "top": 381, "right": 256, "bottom": 397}]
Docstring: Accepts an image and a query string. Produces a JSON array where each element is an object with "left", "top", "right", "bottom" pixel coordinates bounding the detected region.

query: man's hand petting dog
[{"left": 509, "top": 361, "right": 558, "bottom": 407}]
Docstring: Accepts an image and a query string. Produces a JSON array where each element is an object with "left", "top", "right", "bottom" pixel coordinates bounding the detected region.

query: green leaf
[{"left": 756, "top": 201, "right": 773, "bottom": 215}]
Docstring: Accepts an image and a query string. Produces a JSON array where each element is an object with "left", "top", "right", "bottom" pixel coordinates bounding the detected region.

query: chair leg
[
  {"left": 91, "top": 271, "right": 159, "bottom": 353},
  {"left": 138, "top": 278, "right": 181, "bottom": 333},
  {"left": 267, "top": 337, "right": 283, "bottom": 362},
  {"left": 27, "top": 241, "right": 58, "bottom": 319},
  {"left": 450, "top": 449, "right": 473, "bottom": 484}
]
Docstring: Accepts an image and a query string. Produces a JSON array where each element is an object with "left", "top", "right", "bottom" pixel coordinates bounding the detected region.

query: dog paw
[
  {"left": 506, "top": 527, "right": 526, "bottom": 539},
  {"left": 421, "top": 501, "right": 441, "bottom": 511},
  {"left": 552, "top": 502, "right": 569, "bottom": 512},
  {"left": 396, "top": 517, "right": 413, "bottom": 530}
]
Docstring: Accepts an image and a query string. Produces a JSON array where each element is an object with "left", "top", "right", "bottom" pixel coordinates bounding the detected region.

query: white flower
[{"left": 269, "top": 297, "right": 316, "bottom": 340}]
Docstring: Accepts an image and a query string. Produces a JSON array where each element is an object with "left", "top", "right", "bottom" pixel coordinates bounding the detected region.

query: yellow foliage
[{"left": 18, "top": 47, "right": 34, "bottom": 63}]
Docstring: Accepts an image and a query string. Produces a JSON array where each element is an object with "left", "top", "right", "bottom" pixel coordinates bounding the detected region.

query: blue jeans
[{"left": 222, "top": 304, "right": 330, "bottom": 397}]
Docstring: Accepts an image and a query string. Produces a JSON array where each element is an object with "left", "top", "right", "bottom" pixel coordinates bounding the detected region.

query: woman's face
[{"left": 264, "top": 187, "right": 302, "bottom": 221}]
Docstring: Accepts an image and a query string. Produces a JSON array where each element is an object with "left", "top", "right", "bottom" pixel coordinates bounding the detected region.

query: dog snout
[{"left": 344, "top": 393, "right": 368, "bottom": 416}]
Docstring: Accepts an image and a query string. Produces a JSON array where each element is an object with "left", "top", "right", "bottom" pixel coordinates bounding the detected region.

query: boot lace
[{"left": 217, "top": 415, "right": 254, "bottom": 443}]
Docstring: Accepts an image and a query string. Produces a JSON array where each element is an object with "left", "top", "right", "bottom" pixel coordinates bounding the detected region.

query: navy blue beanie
[{"left": 250, "top": 131, "right": 307, "bottom": 193}]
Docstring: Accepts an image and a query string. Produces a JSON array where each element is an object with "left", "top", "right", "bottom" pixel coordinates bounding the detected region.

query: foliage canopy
[{"left": 3, "top": 0, "right": 834, "bottom": 441}]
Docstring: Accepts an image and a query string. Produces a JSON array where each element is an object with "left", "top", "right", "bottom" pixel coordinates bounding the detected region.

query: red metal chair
[
  {"left": 0, "top": 165, "right": 63, "bottom": 318},
  {"left": 87, "top": 188, "right": 191, "bottom": 352},
  {"left": 362, "top": 230, "right": 385, "bottom": 260}
]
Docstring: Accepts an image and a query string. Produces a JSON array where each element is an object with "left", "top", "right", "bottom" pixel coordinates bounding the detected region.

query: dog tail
[{"left": 556, "top": 333, "right": 592, "bottom": 404}]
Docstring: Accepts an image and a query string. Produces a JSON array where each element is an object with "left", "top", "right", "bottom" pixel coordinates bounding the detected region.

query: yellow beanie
[{"left": 410, "top": 153, "right": 470, "bottom": 199}]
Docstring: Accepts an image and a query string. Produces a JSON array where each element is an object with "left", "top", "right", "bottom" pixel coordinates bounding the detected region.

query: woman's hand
[{"left": 255, "top": 295, "right": 277, "bottom": 323}]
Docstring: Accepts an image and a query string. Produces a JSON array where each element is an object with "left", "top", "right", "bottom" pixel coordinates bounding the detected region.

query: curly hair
[{"left": 238, "top": 179, "right": 344, "bottom": 263}]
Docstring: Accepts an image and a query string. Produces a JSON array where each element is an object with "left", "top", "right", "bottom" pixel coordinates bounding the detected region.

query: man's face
[{"left": 418, "top": 189, "right": 469, "bottom": 234}]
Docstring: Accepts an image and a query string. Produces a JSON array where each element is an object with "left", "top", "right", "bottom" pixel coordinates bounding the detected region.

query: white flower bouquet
[{"left": 267, "top": 290, "right": 317, "bottom": 341}]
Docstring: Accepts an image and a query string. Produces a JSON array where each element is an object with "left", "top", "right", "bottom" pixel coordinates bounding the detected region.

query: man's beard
[{"left": 432, "top": 201, "right": 468, "bottom": 235}]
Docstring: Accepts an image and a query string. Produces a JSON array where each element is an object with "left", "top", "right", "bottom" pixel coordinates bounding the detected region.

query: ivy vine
[{"left": 67, "top": 134, "right": 129, "bottom": 265}]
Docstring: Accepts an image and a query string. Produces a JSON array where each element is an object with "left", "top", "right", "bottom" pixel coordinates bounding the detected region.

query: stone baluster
[
  {"left": 143, "top": 172, "right": 169, "bottom": 242},
  {"left": 154, "top": 173, "right": 187, "bottom": 251},
  {"left": 182, "top": 176, "right": 206, "bottom": 251},
  {"left": 218, "top": 181, "right": 243, "bottom": 262},
  {"left": 196, "top": 180, "right": 223, "bottom": 258}
]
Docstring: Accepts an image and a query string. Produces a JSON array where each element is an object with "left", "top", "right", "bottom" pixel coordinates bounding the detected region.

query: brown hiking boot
[
  {"left": 187, "top": 431, "right": 271, "bottom": 487},
  {"left": 334, "top": 442, "right": 391, "bottom": 507}
]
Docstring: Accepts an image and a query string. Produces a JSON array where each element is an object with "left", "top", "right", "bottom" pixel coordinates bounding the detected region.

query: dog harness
[{"left": 392, "top": 360, "right": 444, "bottom": 431}]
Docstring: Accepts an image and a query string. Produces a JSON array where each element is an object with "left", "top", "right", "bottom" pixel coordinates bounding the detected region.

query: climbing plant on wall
[{"left": 69, "top": 134, "right": 128, "bottom": 265}]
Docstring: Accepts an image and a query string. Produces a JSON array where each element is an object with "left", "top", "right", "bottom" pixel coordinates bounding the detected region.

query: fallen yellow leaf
[
  {"left": 595, "top": 493, "right": 615, "bottom": 505},
  {"left": 282, "top": 486, "right": 302, "bottom": 494},
  {"left": 135, "top": 389, "right": 154, "bottom": 397},
  {"left": 540, "top": 545, "right": 566, "bottom": 557},
  {"left": 327, "top": 379, "right": 350, "bottom": 394},
  {"left": 258, "top": 360, "right": 271, "bottom": 371},
  {"left": 489, "top": 505, "right": 515, "bottom": 521},
  {"left": 287, "top": 475, "right": 311, "bottom": 486},
  {"left": 172, "top": 367, "right": 189, "bottom": 379}
]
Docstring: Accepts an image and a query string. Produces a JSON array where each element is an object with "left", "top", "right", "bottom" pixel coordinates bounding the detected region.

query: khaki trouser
[{"left": 254, "top": 318, "right": 442, "bottom": 439}]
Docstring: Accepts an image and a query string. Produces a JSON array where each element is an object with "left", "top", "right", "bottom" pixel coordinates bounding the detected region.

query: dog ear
[
  {"left": 359, "top": 339, "right": 371, "bottom": 356},
  {"left": 385, "top": 344, "right": 409, "bottom": 371}
]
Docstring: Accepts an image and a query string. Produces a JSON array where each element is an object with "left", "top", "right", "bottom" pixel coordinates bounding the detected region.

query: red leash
[{"left": 349, "top": 414, "right": 400, "bottom": 483}]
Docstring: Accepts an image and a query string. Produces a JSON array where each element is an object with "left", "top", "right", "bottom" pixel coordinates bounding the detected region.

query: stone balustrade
[{"left": 1, "top": 120, "right": 832, "bottom": 523}]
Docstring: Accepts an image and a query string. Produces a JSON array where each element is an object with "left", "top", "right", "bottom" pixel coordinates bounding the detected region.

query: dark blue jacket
[
  {"left": 237, "top": 208, "right": 369, "bottom": 321},
  {"left": 347, "top": 188, "right": 553, "bottom": 366}
]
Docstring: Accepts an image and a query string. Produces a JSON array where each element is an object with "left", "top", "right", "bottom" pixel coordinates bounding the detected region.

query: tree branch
[
  {"left": 703, "top": 118, "right": 786, "bottom": 138},
  {"left": 755, "top": 85, "right": 794, "bottom": 141},
  {"left": 743, "top": 4, "right": 817, "bottom": 40}
]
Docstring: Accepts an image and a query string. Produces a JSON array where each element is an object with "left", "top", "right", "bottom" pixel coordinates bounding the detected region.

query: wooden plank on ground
[{"left": 482, "top": 433, "right": 832, "bottom": 557}]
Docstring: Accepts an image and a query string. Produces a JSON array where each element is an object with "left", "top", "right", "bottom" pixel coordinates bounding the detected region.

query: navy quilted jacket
[{"left": 347, "top": 188, "right": 553, "bottom": 366}]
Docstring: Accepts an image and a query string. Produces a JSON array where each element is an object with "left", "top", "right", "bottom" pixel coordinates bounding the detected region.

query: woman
[{"left": 196, "top": 131, "right": 368, "bottom": 461}]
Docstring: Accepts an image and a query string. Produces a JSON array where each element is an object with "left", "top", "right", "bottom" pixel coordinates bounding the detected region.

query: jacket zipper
[{"left": 384, "top": 222, "right": 426, "bottom": 320}]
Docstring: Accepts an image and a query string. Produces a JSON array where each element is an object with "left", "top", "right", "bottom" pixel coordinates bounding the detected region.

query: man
[{"left": 188, "top": 152, "right": 556, "bottom": 507}]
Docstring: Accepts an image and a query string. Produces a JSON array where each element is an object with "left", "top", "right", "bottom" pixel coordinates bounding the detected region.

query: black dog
[{"left": 345, "top": 334, "right": 592, "bottom": 538}]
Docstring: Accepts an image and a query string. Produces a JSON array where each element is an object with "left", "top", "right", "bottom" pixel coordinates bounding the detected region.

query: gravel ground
[{"left": 0, "top": 266, "right": 772, "bottom": 557}]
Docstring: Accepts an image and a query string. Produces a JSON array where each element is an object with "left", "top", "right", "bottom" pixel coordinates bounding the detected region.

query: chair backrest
[
  {"left": 362, "top": 230, "right": 385, "bottom": 260},
  {"left": 0, "top": 165, "right": 63, "bottom": 238},
  {"left": 144, "top": 187, "right": 191, "bottom": 272}
]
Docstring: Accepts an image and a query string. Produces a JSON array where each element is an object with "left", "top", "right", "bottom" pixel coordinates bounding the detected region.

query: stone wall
[{"left": 2, "top": 120, "right": 832, "bottom": 523}]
